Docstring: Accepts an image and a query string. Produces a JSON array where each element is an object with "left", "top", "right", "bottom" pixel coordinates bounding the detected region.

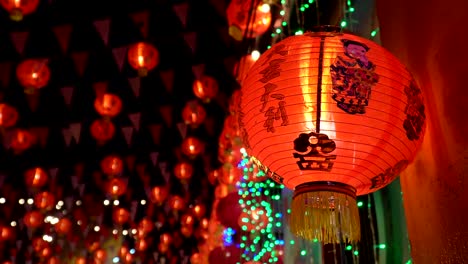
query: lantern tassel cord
[{"left": 290, "top": 190, "right": 360, "bottom": 244}]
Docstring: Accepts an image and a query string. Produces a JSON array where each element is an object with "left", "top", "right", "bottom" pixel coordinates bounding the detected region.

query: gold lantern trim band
[{"left": 291, "top": 182, "right": 360, "bottom": 244}]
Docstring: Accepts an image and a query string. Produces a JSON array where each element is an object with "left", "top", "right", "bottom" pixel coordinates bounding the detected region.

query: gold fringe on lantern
[{"left": 290, "top": 182, "right": 360, "bottom": 244}]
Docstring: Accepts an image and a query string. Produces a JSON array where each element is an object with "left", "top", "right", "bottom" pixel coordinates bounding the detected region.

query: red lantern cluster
[{"left": 226, "top": 0, "right": 272, "bottom": 41}]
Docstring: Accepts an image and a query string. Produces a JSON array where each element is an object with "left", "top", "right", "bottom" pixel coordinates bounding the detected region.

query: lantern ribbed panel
[{"left": 240, "top": 32, "right": 425, "bottom": 196}]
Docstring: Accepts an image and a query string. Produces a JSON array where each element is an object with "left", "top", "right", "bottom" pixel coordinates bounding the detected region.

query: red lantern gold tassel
[{"left": 290, "top": 182, "right": 360, "bottom": 243}]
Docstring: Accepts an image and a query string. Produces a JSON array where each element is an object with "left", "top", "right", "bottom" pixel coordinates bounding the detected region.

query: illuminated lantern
[
  {"left": 94, "top": 249, "right": 106, "bottom": 262},
  {"left": 47, "top": 256, "right": 59, "bottom": 264},
  {"left": 106, "top": 178, "right": 127, "bottom": 197},
  {"left": 192, "top": 75, "right": 218, "bottom": 102},
  {"left": 127, "top": 42, "right": 159, "bottom": 77},
  {"left": 138, "top": 217, "right": 153, "bottom": 234},
  {"left": 181, "top": 225, "right": 193, "bottom": 237},
  {"left": 150, "top": 186, "right": 168, "bottom": 205},
  {"left": 90, "top": 119, "right": 115, "bottom": 143},
  {"left": 0, "top": 0, "right": 39, "bottom": 21},
  {"left": 24, "top": 167, "right": 48, "bottom": 188},
  {"left": 180, "top": 213, "right": 194, "bottom": 226},
  {"left": 0, "top": 103, "right": 18, "bottom": 128},
  {"left": 160, "top": 233, "right": 172, "bottom": 245},
  {"left": 192, "top": 204, "right": 206, "bottom": 219},
  {"left": 173, "top": 161, "right": 193, "bottom": 181},
  {"left": 233, "top": 54, "right": 259, "bottom": 84},
  {"left": 112, "top": 207, "right": 130, "bottom": 225},
  {"left": 190, "top": 253, "right": 201, "bottom": 264},
  {"left": 100, "top": 155, "right": 124, "bottom": 176},
  {"left": 94, "top": 93, "right": 122, "bottom": 118},
  {"left": 55, "top": 218, "right": 72, "bottom": 235},
  {"left": 16, "top": 59, "right": 50, "bottom": 93},
  {"left": 208, "top": 169, "right": 220, "bottom": 185},
  {"left": 135, "top": 239, "right": 148, "bottom": 251},
  {"left": 181, "top": 136, "right": 204, "bottom": 158},
  {"left": 0, "top": 226, "right": 13, "bottom": 241},
  {"left": 23, "top": 210, "right": 44, "bottom": 228},
  {"left": 226, "top": 0, "right": 271, "bottom": 41},
  {"left": 239, "top": 27, "right": 426, "bottom": 243},
  {"left": 34, "top": 191, "right": 55, "bottom": 211},
  {"left": 168, "top": 195, "right": 185, "bottom": 211},
  {"left": 10, "top": 129, "right": 34, "bottom": 152},
  {"left": 182, "top": 100, "right": 206, "bottom": 127}
]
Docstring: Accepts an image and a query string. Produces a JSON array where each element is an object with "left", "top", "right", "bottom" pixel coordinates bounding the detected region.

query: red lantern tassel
[{"left": 290, "top": 182, "right": 360, "bottom": 244}]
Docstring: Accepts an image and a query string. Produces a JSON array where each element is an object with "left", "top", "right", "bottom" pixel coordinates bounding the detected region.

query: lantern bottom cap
[
  {"left": 10, "top": 9, "right": 23, "bottom": 22},
  {"left": 138, "top": 68, "right": 148, "bottom": 77},
  {"left": 291, "top": 181, "right": 361, "bottom": 244}
]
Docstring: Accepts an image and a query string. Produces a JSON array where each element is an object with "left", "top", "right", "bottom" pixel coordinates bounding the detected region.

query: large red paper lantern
[
  {"left": 16, "top": 59, "right": 50, "bottom": 93},
  {"left": 127, "top": 42, "right": 159, "bottom": 77},
  {"left": 94, "top": 93, "right": 122, "bottom": 118},
  {"left": 0, "top": 103, "right": 18, "bottom": 128},
  {"left": 238, "top": 27, "right": 426, "bottom": 243},
  {"left": 0, "top": 0, "right": 39, "bottom": 21},
  {"left": 226, "top": 0, "right": 271, "bottom": 41}
]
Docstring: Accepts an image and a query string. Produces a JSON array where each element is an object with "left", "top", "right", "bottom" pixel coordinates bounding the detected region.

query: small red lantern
[
  {"left": 0, "top": 103, "right": 18, "bottom": 128},
  {"left": 182, "top": 100, "right": 206, "bottom": 127},
  {"left": 24, "top": 167, "right": 48, "bottom": 188},
  {"left": 192, "top": 75, "right": 218, "bottom": 102},
  {"left": 127, "top": 42, "right": 159, "bottom": 77},
  {"left": 34, "top": 191, "right": 55, "bottom": 211},
  {"left": 0, "top": 0, "right": 39, "bottom": 21},
  {"left": 16, "top": 59, "right": 50, "bottom": 93},
  {"left": 10, "top": 129, "right": 34, "bottom": 152},
  {"left": 181, "top": 136, "right": 204, "bottom": 158},
  {"left": 192, "top": 204, "right": 206, "bottom": 219},
  {"left": 94, "top": 249, "right": 107, "bottom": 262},
  {"left": 94, "top": 93, "right": 122, "bottom": 118},
  {"left": 112, "top": 207, "right": 130, "bottom": 225},
  {"left": 168, "top": 195, "right": 185, "bottom": 211},
  {"left": 106, "top": 178, "right": 127, "bottom": 197},
  {"left": 226, "top": 0, "right": 271, "bottom": 41},
  {"left": 100, "top": 155, "right": 124, "bottom": 176},
  {"left": 23, "top": 210, "right": 44, "bottom": 228},
  {"left": 90, "top": 119, "right": 115, "bottom": 143},
  {"left": 173, "top": 161, "right": 193, "bottom": 181},
  {"left": 0, "top": 226, "right": 14, "bottom": 241},
  {"left": 55, "top": 218, "right": 72, "bottom": 235},
  {"left": 238, "top": 27, "right": 426, "bottom": 243},
  {"left": 151, "top": 186, "right": 168, "bottom": 205},
  {"left": 138, "top": 218, "right": 153, "bottom": 235}
]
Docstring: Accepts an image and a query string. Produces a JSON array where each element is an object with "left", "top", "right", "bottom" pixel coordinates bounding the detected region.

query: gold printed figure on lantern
[
  {"left": 330, "top": 39, "right": 379, "bottom": 114},
  {"left": 370, "top": 160, "right": 409, "bottom": 189},
  {"left": 259, "top": 44, "right": 289, "bottom": 133},
  {"left": 293, "top": 132, "right": 337, "bottom": 171}
]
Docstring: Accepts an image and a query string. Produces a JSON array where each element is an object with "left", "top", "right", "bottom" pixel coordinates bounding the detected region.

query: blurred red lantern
[
  {"left": 214, "top": 183, "right": 230, "bottom": 199},
  {"left": 39, "top": 246, "right": 53, "bottom": 258},
  {"left": 94, "top": 93, "right": 122, "bottom": 118},
  {"left": 220, "top": 163, "right": 242, "bottom": 185},
  {"left": 160, "top": 233, "right": 172, "bottom": 245},
  {"left": 0, "top": 226, "right": 14, "bottom": 241},
  {"left": 226, "top": 0, "right": 271, "bottom": 41},
  {"left": 180, "top": 213, "right": 194, "bottom": 226},
  {"left": 16, "top": 59, "right": 50, "bottom": 93},
  {"left": 90, "top": 119, "right": 115, "bottom": 143},
  {"left": 32, "top": 237, "right": 48, "bottom": 252},
  {"left": 112, "top": 207, "right": 130, "bottom": 225},
  {"left": 190, "top": 253, "right": 201, "bottom": 264},
  {"left": 233, "top": 54, "right": 258, "bottom": 84},
  {"left": 34, "top": 191, "right": 55, "bottom": 211},
  {"left": 168, "top": 195, "right": 185, "bottom": 211},
  {"left": 138, "top": 217, "right": 153, "bottom": 235},
  {"left": 173, "top": 161, "right": 193, "bottom": 181},
  {"left": 106, "top": 178, "right": 127, "bottom": 197},
  {"left": 182, "top": 100, "right": 206, "bottom": 127},
  {"left": 192, "top": 204, "right": 206, "bottom": 219},
  {"left": 180, "top": 225, "right": 193, "bottom": 237},
  {"left": 55, "top": 218, "right": 72, "bottom": 235},
  {"left": 181, "top": 136, "right": 204, "bottom": 158},
  {"left": 75, "top": 257, "right": 86, "bottom": 264},
  {"left": 24, "top": 167, "right": 48, "bottom": 188},
  {"left": 10, "top": 129, "right": 34, "bottom": 152},
  {"left": 100, "top": 155, "right": 124, "bottom": 176},
  {"left": 239, "top": 28, "right": 426, "bottom": 243},
  {"left": 192, "top": 75, "right": 218, "bottom": 102},
  {"left": 94, "top": 249, "right": 106, "bottom": 262},
  {"left": 135, "top": 239, "right": 148, "bottom": 251},
  {"left": 127, "top": 42, "right": 159, "bottom": 77},
  {"left": 208, "top": 169, "right": 220, "bottom": 185},
  {"left": 0, "top": 0, "right": 39, "bottom": 21},
  {"left": 151, "top": 186, "right": 168, "bottom": 205},
  {"left": 0, "top": 103, "right": 18, "bottom": 128},
  {"left": 23, "top": 210, "right": 44, "bottom": 228},
  {"left": 47, "top": 256, "right": 60, "bottom": 264},
  {"left": 216, "top": 192, "right": 242, "bottom": 229}
]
